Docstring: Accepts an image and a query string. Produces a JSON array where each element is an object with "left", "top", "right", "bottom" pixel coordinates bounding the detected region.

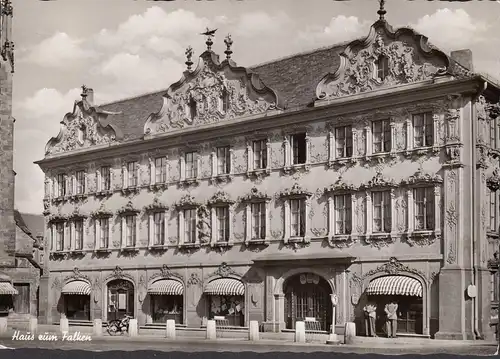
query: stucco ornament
[
  {"left": 197, "top": 205, "right": 211, "bottom": 244},
  {"left": 144, "top": 52, "right": 280, "bottom": 135},
  {"left": 45, "top": 87, "right": 120, "bottom": 155},
  {"left": 316, "top": 22, "right": 449, "bottom": 101}
]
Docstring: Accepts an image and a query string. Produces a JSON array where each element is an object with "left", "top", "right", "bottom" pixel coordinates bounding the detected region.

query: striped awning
[
  {"left": 148, "top": 279, "right": 184, "bottom": 295},
  {"left": 205, "top": 278, "right": 244, "bottom": 296},
  {"left": 0, "top": 282, "right": 18, "bottom": 295},
  {"left": 61, "top": 280, "right": 91, "bottom": 295},
  {"left": 367, "top": 276, "right": 422, "bottom": 297}
]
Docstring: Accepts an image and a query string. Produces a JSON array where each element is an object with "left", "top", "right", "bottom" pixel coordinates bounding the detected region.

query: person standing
[
  {"left": 363, "top": 303, "right": 377, "bottom": 337},
  {"left": 384, "top": 301, "right": 398, "bottom": 338}
]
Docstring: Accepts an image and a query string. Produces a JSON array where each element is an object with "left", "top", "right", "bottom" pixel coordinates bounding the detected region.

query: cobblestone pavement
[{"left": 0, "top": 337, "right": 497, "bottom": 355}]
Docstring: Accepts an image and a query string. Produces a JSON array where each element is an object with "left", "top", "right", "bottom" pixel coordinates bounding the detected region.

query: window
[
  {"left": 489, "top": 189, "right": 497, "bottom": 232},
  {"left": 127, "top": 162, "right": 138, "bottom": 187},
  {"left": 101, "top": 166, "right": 111, "bottom": 191},
  {"left": 290, "top": 199, "right": 306, "bottom": 237},
  {"left": 217, "top": 146, "right": 231, "bottom": 175},
  {"left": 76, "top": 170, "right": 85, "bottom": 194},
  {"left": 13, "top": 284, "right": 29, "bottom": 314},
  {"left": 413, "top": 112, "right": 434, "bottom": 148},
  {"left": 251, "top": 203, "right": 266, "bottom": 240},
  {"left": 372, "top": 191, "right": 391, "bottom": 233},
  {"left": 334, "top": 194, "right": 352, "bottom": 235},
  {"left": 189, "top": 97, "right": 197, "bottom": 120},
  {"left": 74, "top": 219, "right": 84, "bottom": 250},
  {"left": 413, "top": 187, "right": 435, "bottom": 231},
  {"left": 99, "top": 218, "right": 109, "bottom": 248},
  {"left": 125, "top": 215, "right": 136, "bottom": 247},
  {"left": 153, "top": 212, "right": 165, "bottom": 245},
  {"left": 253, "top": 140, "right": 267, "bottom": 170},
  {"left": 219, "top": 89, "right": 230, "bottom": 113},
  {"left": 290, "top": 133, "right": 307, "bottom": 165},
  {"left": 335, "top": 126, "right": 353, "bottom": 158},
  {"left": 490, "top": 119, "right": 497, "bottom": 149},
  {"left": 155, "top": 157, "right": 167, "bottom": 184},
  {"left": 372, "top": 119, "right": 391, "bottom": 153},
  {"left": 216, "top": 207, "right": 230, "bottom": 242},
  {"left": 376, "top": 55, "right": 389, "bottom": 81},
  {"left": 57, "top": 174, "right": 66, "bottom": 197},
  {"left": 55, "top": 222, "right": 65, "bottom": 251},
  {"left": 184, "top": 209, "right": 197, "bottom": 244},
  {"left": 185, "top": 152, "right": 197, "bottom": 179}
]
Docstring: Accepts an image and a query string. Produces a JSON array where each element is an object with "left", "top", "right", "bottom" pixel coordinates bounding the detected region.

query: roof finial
[
  {"left": 224, "top": 34, "right": 233, "bottom": 60},
  {"left": 185, "top": 46, "right": 193, "bottom": 70},
  {"left": 200, "top": 27, "right": 217, "bottom": 51},
  {"left": 378, "top": 0, "right": 386, "bottom": 21},
  {"left": 81, "top": 85, "right": 88, "bottom": 99}
]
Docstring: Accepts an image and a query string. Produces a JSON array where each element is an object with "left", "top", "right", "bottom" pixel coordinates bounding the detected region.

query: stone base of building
[
  {"left": 261, "top": 321, "right": 284, "bottom": 332},
  {"left": 434, "top": 331, "right": 475, "bottom": 340}
]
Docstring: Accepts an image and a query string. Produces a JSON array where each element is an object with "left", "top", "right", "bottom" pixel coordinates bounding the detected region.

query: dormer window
[
  {"left": 376, "top": 55, "right": 389, "bottom": 81},
  {"left": 189, "top": 97, "right": 197, "bottom": 120},
  {"left": 219, "top": 89, "right": 230, "bottom": 113}
]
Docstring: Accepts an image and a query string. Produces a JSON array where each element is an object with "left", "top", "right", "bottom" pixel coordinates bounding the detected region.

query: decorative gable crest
[
  {"left": 144, "top": 197, "right": 169, "bottom": 212},
  {"left": 68, "top": 206, "right": 87, "bottom": 220},
  {"left": 316, "top": 21, "right": 452, "bottom": 101},
  {"left": 45, "top": 86, "right": 122, "bottom": 156},
  {"left": 363, "top": 257, "right": 426, "bottom": 280},
  {"left": 278, "top": 183, "right": 312, "bottom": 199},
  {"left": 105, "top": 265, "right": 134, "bottom": 282},
  {"left": 359, "top": 171, "right": 397, "bottom": 190},
  {"left": 144, "top": 50, "right": 282, "bottom": 136},
  {"left": 117, "top": 201, "right": 140, "bottom": 216},
  {"left": 148, "top": 264, "right": 183, "bottom": 283},
  {"left": 208, "top": 262, "right": 238, "bottom": 278},
  {"left": 207, "top": 191, "right": 235, "bottom": 206},
  {"left": 64, "top": 267, "right": 91, "bottom": 284},
  {"left": 401, "top": 168, "right": 442, "bottom": 186},
  {"left": 324, "top": 177, "right": 357, "bottom": 194},
  {"left": 239, "top": 187, "right": 271, "bottom": 202},
  {"left": 90, "top": 202, "right": 113, "bottom": 219},
  {"left": 175, "top": 194, "right": 201, "bottom": 210}
]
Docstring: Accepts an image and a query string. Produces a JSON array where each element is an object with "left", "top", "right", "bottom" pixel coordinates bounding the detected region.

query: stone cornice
[{"left": 36, "top": 77, "right": 483, "bottom": 170}]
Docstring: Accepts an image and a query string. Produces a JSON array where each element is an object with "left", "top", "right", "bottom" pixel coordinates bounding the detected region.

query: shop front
[
  {"left": 366, "top": 275, "right": 424, "bottom": 335},
  {"left": 61, "top": 280, "right": 91, "bottom": 321},
  {"left": 0, "top": 281, "right": 18, "bottom": 316},
  {"left": 148, "top": 278, "right": 184, "bottom": 324},
  {"left": 205, "top": 277, "right": 245, "bottom": 327}
]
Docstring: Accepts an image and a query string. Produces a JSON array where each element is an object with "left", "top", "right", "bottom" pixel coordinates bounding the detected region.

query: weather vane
[
  {"left": 224, "top": 34, "right": 233, "bottom": 60},
  {"left": 185, "top": 46, "right": 194, "bottom": 70},
  {"left": 378, "top": 0, "right": 387, "bottom": 21},
  {"left": 200, "top": 27, "right": 217, "bottom": 51},
  {"left": 81, "top": 85, "right": 88, "bottom": 99}
]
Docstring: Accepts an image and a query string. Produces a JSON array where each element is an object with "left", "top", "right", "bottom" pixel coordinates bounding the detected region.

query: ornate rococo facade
[{"left": 36, "top": 14, "right": 500, "bottom": 340}]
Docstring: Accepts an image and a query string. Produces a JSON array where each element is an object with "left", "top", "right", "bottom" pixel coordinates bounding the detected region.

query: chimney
[
  {"left": 85, "top": 88, "right": 94, "bottom": 106},
  {"left": 450, "top": 49, "right": 474, "bottom": 71}
]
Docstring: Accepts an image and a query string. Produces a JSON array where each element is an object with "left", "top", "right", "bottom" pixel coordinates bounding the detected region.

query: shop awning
[
  {"left": 366, "top": 276, "right": 422, "bottom": 297},
  {"left": 148, "top": 279, "right": 184, "bottom": 295},
  {"left": 61, "top": 280, "right": 91, "bottom": 295},
  {"left": 205, "top": 278, "right": 244, "bottom": 296},
  {"left": 0, "top": 282, "right": 18, "bottom": 295}
]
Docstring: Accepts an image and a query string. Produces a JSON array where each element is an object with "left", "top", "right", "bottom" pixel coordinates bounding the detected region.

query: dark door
[{"left": 107, "top": 280, "right": 134, "bottom": 321}]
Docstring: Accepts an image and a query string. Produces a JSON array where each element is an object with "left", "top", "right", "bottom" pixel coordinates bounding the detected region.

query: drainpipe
[{"left": 472, "top": 80, "right": 488, "bottom": 340}]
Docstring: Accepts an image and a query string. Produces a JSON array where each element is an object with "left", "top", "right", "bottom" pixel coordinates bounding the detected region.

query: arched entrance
[
  {"left": 107, "top": 279, "right": 134, "bottom": 321},
  {"left": 284, "top": 273, "right": 332, "bottom": 331},
  {"left": 366, "top": 275, "right": 424, "bottom": 335}
]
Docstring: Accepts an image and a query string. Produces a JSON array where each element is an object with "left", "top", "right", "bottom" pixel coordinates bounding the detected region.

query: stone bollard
[
  {"left": 93, "top": 319, "right": 102, "bottom": 336},
  {"left": 60, "top": 317, "right": 69, "bottom": 335},
  {"left": 165, "top": 319, "right": 176, "bottom": 339},
  {"left": 248, "top": 320, "right": 259, "bottom": 341},
  {"left": 29, "top": 317, "right": 38, "bottom": 335},
  {"left": 0, "top": 316, "right": 7, "bottom": 335},
  {"left": 326, "top": 324, "right": 340, "bottom": 345},
  {"left": 294, "top": 321, "right": 306, "bottom": 343},
  {"left": 344, "top": 322, "right": 356, "bottom": 345},
  {"left": 128, "top": 319, "right": 138, "bottom": 337},
  {"left": 206, "top": 320, "right": 216, "bottom": 340}
]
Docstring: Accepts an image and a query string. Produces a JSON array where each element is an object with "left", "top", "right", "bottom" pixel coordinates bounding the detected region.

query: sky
[{"left": 11, "top": 0, "right": 500, "bottom": 214}]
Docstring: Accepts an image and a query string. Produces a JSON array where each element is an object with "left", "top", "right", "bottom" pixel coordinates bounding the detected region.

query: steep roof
[
  {"left": 97, "top": 42, "right": 349, "bottom": 142},
  {"left": 19, "top": 213, "right": 44, "bottom": 239}
]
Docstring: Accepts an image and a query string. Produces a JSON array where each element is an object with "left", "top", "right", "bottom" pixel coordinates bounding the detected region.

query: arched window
[{"left": 376, "top": 55, "right": 389, "bottom": 81}]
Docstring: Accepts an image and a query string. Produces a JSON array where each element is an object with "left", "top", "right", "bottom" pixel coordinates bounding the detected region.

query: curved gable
[
  {"left": 144, "top": 50, "right": 283, "bottom": 136},
  {"left": 316, "top": 20, "right": 463, "bottom": 102},
  {"left": 45, "top": 91, "right": 124, "bottom": 156}
]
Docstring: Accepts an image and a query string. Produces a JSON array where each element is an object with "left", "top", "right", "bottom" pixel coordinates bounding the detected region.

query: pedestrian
[
  {"left": 384, "top": 301, "right": 398, "bottom": 338},
  {"left": 363, "top": 302, "right": 377, "bottom": 337}
]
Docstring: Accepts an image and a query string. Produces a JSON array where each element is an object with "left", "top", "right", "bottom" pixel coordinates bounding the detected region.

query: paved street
[{"left": 0, "top": 336, "right": 497, "bottom": 355}]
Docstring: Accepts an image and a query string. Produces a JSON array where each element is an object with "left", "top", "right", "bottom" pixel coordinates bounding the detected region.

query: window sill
[
  {"left": 120, "top": 247, "right": 139, "bottom": 253},
  {"left": 365, "top": 232, "right": 396, "bottom": 249},
  {"left": 148, "top": 245, "right": 168, "bottom": 251},
  {"left": 327, "top": 157, "right": 357, "bottom": 169},
  {"left": 406, "top": 230, "right": 439, "bottom": 247},
  {"left": 68, "top": 194, "right": 88, "bottom": 201},
  {"left": 283, "top": 163, "right": 310, "bottom": 175},
  {"left": 404, "top": 146, "right": 439, "bottom": 158},
  {"left": 328, "top": 234, "right": 358, "bottom": 248},
  {"left": 177, "top": 243, "right": 202, "bottom": 252},
  {"left": 149, "top": 183, "right": 168, "bottom": 192},
  {"left": 245, "top": 238, "right": 269, "bottom": 246},
  {"left": 246, "top": 169, "right": 271, "bottom": 179},
  {"left": 178, "top": 178, "right": 200, "bottom": 188},
  {"left": 69, "top": 249, "right": 85, "bottom": 255},
  {"left": 121, "top": 187, "right": 140, "bottom": 195},
  {"left": 211, "top": 241, "right": 233, "bottom": 248},
  {"left": 49, "top": 251, "right": 70, "bottom": 259},
  {"left": 209, "top": 174, "right": 233, "bottom": 185},
  {"left": 52, "top": 196, "right": 67, "bottom": 204},
  {"left": 94, "top": 190, "right": 113, "bottom": 198},
  {"left": 94, "top": 248, "right": 112, "bottom": 254}
]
